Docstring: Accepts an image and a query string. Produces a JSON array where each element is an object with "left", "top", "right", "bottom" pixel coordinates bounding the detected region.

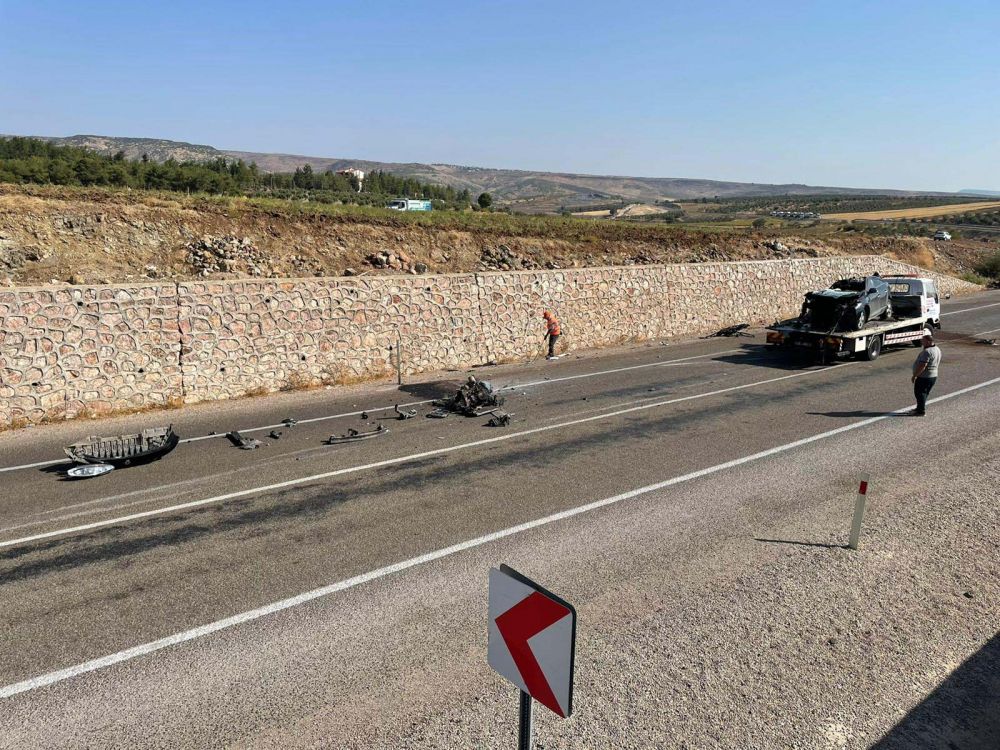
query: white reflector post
[{"left": 848, "top": 472, "right": 870, "bottom": 550}]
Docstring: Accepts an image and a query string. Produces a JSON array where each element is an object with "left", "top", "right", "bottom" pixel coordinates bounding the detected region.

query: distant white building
[{"left": 337, "top": 168, "right": 365, "bottom": 192}]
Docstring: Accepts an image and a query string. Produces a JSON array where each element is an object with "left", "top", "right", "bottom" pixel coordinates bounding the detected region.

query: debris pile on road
[
  {"left": 326, "top": 424, "right": 388, "bottom": 444},
  {"left": 436, "top": 376, "right": 506, "bottom": 416},
  {"left": 702, "top": 324, "right": 754, "bottom": 339},
  {"left": 64, "top": 425, "right": 179, "bottom": 467},
  {"left": 227, "top": 431, "right": 262, "bottom": 450},
  {"left": 485, "top": 410, "right": 512, "bottom": 427},
  {"left": 977, "top": 338, "right": 997, "bottom": 346},
  {"left": 394, "top": 404, "right": 417, "bottom": 420},
  {"left": 185, "top": 235, "right": 272, "bottom": 278}
]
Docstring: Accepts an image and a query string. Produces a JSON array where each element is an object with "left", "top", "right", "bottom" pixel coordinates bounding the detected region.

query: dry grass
[{"left": 825, "top": 200, "right": 1000, "bottom": 220}]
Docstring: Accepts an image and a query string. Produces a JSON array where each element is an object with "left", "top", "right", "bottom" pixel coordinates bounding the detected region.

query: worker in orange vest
[{"left": 542, "top": 310, "right": 561, "bottom": 359}]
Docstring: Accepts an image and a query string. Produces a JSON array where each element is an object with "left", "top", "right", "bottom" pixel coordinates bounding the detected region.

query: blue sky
[{"left": 1, "top": 0, "right": 998, "bottom": 191}]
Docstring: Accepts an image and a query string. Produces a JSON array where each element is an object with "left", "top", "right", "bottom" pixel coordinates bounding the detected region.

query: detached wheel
[{"left": 858, "top": 334, "right": 882, "bottom": 361}]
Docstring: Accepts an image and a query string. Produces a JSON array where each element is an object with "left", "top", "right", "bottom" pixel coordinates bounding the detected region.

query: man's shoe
[{"left": 913, "top": 411, "right": 926, "bottom": 417}]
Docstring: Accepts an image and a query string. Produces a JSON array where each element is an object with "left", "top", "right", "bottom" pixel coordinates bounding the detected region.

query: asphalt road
[{"left": 2, "top": 290, "right": 1000, "bottom": 748}]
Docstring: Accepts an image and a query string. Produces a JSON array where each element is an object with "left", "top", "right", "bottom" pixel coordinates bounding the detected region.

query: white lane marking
[
  {"left": 971, "top": 326, "right": 1000, "bottom": 338},
  {"left": 0, "top": 458, "right": 64, "bottom": 473},
  {"left": 0, "top": 363, "right": 850, "bottom": 550},
  {"left": 0, "top": 349, "right": 740, "bottom": 474},
  {"left": 4, "top": 375, "right": 998, "bottom": 700},
  {"left": 505, "top": 349, "right": 740, "bottom": 390},
  {"left": 941, "top": 301, "right": 1000, "bottom": 316}
]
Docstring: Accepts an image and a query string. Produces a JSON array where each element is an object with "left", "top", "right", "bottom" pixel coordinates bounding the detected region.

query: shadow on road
[
  {"left": 869, "top": 630, "right": 1000, "bottom": 749},
  {"left": 396, "top": 379, "right": 465, "bottom": 401},
  {"left": 753, "top": 537, "right": 845, "bottom": 549},
  {"left": 714, "top": 346, "right": 826, "bottom": 371}
]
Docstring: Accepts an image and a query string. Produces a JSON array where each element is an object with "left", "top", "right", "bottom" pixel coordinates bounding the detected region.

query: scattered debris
[
  {"left": 326, "top": 424, "right": 388, "bottom": 444},
  {"left": 227, "top": 431, "right": 263, "bottom": 450},
  {"left": 977, "top": 338, "right": 997, "bottom": 346},
  {"left": 64, "top": 426, "right": 179, "bottom": 467},
  {"left": 436, "top": 376, "right": 506, "bottom": 416},
  {"left": 394, "top": 404, "right": 417, "bottom": 420},
  {"left": 66, "top": 463, "right": 115, "bottom": 479},
  {"left": 281, "top": 418, "right": 298, "bottom": 427},
  {"left": 360, "top": 411, "right": 369, "bottom": 420},
  {"left": 485, "top": 410, "right": 512, "bottom": 427},
  {"left": 268, "top": 431, "right": 282, "bottom": 440},
  {"left": 426, "top": 408, "right": 449, "bottom": 419},
  {"left": 702, "top": 324, "right": 754, "bottom": 339}
]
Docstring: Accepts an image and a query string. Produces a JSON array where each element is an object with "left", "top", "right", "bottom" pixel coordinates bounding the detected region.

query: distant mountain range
[
  {"left": 3, "top": 133, "right": 968, "bottom": 205},
  {"left": 958, "top": 189, "right": 1000, "bottom": 197}
]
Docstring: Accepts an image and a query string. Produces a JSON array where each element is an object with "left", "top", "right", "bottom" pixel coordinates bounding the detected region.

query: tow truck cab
[{"left": 882, "top": 276, "right": 942, "bottom": 328}]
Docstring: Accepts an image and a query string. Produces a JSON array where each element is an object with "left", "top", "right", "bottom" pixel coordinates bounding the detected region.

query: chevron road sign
[{"left": 488, "top": 564, "right": 577, "bottom": 748}]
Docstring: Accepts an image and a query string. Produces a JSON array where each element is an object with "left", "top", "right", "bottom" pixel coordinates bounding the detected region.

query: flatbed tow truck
[{"left": 766, "top": 275, "right": 944, "bottom": 363}]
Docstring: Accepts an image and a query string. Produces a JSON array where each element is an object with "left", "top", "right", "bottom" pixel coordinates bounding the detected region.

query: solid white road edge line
[
  {"left": 0, "top": 348, "right": 739, "bottom": 474},
  {"left": 3, "top": 373, "right": 998, "bottom": 700},
  {"left": 0, "top": 362, "right": 850, "bottom": 550}
]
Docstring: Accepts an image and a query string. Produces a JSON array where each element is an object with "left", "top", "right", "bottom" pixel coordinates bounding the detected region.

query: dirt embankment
[{"left": 0, "top": 186, "right": 987, "bottom": 286}]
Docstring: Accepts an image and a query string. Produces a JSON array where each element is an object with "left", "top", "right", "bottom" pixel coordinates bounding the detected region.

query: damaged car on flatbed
[
  {"left": 767, "top": 274, "right": 943, "bottom": 362},
  {"left": 799, "top": 275, "right": 891, "bottom": 332}
]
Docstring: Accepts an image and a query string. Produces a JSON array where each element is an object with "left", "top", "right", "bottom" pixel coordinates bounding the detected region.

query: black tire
[
  {"left": 855, "top": 307, "right": 868, "bottom": 330},
  {"left": 858, "top": 334, "right": 882, "bottom": 361},
  {"left": 881, "top": 300, "right": 892, "bottom": 320}
]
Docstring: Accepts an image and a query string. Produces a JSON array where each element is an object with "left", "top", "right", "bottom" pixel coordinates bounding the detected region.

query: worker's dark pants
[
  {"left": 548, "top": 334, "right": 560, "bottom": 357},
  {"left": 914, "top": 376, "right": 936, "bottom": 414}
]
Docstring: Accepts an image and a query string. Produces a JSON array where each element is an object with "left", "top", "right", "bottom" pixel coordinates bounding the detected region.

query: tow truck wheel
[{"left": 858, "top": 333, "right": 882, "bottom": 361}]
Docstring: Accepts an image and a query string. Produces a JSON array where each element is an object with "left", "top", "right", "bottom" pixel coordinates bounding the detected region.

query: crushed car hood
[{"left": 806, "top": 289, "right": 861, "bottom": 301}]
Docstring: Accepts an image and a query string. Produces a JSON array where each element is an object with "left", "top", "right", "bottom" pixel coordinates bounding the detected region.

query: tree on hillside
[
  {"left": 478, "top": 192, "right": 493, "bottom": 209},
  {"left": 752, "top": 218, "right": 767, "bottom": 228}
]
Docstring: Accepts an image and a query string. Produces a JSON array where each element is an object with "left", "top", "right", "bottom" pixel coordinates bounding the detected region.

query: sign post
[
  {"left": 488, "top": 565, "right": 577, "bottom": 749},
  {"left": 517, "top": 689, "right": 533, "bottom": 750}
]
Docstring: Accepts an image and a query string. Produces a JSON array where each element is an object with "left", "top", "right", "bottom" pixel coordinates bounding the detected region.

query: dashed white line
[
  {"left": 3, "top": 374, "right": 997, "bottom": 700},
  {"left": 0, "top": 362, "right": 848, "bottom": 551}
]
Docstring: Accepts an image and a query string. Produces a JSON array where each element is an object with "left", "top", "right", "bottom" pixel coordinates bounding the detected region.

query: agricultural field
[
  {"left": 824, "top": 200, "right": 1000, "bottom": 220},
  {"left": 704, "top": 194, "right": 996, "bottom": 217}
]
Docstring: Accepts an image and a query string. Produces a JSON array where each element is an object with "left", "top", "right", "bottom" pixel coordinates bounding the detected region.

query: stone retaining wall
[
  {"left": 178, "top": 275, "right": 489, "bottom": 403},
  {"left": 0, "top": 256, "right": 981, "bottom": 427},
  {"left": 0, "top": 284, "right": 181, "bottom": 425}
]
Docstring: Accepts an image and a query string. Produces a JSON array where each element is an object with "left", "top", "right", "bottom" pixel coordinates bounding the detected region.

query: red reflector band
[{"left": 859, "top": 481, "right": 868, "bottom": 495}]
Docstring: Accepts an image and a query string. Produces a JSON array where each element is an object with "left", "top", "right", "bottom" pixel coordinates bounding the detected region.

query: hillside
[
  {"left": 3, "top": 133, "right": 959, "bottom": 204},
  {"left": 0, "top": 184, "right": 990, "bottom": 289}
]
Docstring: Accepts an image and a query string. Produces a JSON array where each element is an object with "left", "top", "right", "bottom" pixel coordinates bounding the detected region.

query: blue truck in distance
[{"left": 386, "top": 199, "right": 433, "bottom": 211}]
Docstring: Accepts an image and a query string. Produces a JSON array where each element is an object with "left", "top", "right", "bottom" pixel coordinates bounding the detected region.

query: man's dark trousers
[
  {"left": 914, "top": 376, "right": 937, "bottom": 414},
  {"left": 548, "top": 334, "right": 559, "bottom": 357}
]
